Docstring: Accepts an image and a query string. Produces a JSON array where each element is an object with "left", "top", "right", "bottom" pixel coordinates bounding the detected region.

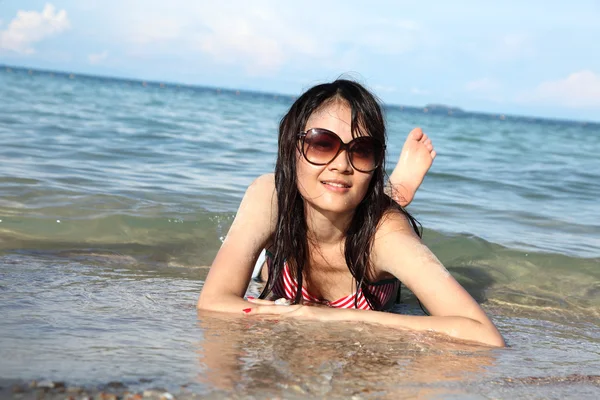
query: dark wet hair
[{"left": 260, "top": 79, "right": 421, "bottom": 310}]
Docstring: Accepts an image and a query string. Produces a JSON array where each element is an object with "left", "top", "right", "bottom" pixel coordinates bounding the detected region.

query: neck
[{"left": 304, "top": 201, "right": 355, "bottom": 245}]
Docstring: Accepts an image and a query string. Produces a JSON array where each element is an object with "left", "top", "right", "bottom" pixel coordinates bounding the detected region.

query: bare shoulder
[
  {"left": 375, "top": 207, "right": 419, "bottom": 240},
  {"left": 199, "top": 174, "right": 277, "bottom": 305},
  {"left": 252, "top": 172, "right": 275, "bottom": 188},
  {"left": 247, "top": 173, "right": 275, "bottom": 197},
  {"left": 242, "top": 173, "right": 277, "bottom": 210},
  {"left": 232, "top": 173, "right": 277, "bottom": 236}
]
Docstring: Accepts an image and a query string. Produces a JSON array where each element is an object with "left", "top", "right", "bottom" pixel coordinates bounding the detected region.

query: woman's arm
[
  {"left": 243, "top": 211, "right": 505, "bottom": 347},
  {"left": 368, "top": 211, "right": 505, "bottom": 346},
  {"left": 244, "top": 304, "right": 504, "bottom": 347},
  {"left": 197, "top": 173, "right": 277, "bottom": 312}
]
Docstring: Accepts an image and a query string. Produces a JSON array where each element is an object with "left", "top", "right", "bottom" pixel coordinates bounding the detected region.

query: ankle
[{"left": 387, "top": 182, "right": 414, "bottom": 207}]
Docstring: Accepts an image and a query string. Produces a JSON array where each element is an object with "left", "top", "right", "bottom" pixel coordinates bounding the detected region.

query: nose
[{"left": 328, "top": 148, "right": 352, "bottom": 172}]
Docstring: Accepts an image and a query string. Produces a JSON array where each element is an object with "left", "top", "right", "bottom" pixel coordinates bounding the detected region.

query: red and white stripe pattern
[{"left": 271, "top": 261, "right": 399, "bottom": 310}]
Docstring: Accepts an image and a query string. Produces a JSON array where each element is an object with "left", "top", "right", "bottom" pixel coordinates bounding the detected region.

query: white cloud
[
  {"left": 0, "top": 3, "right": 70, "bottom": 54},
  {"left": 195, "top": 13, "right": 288, "bottom": 73},
  {"left": 191, "top": 5, "right": 329, "bottom": 74},
  {"left": 88, "top": 50, "right": 108, "bottom": 65},
  {"left": 518, "top": 70, "right": 600, "bottom": 108},
  {"left": 118, "top": 2, "right": 423, "bottom": 75},
  {"left": 120, "top": 4, "right": 314, "bottom": 73}
]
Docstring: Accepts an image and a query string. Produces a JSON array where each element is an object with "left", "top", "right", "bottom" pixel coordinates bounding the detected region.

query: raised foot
[{"left": 389, "top": 127, "right": 436, "bottom": 206}]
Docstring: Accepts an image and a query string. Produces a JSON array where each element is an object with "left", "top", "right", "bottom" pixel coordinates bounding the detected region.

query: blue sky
[{"left": 1, "top": 1, "right": 600, "bottom": 121}]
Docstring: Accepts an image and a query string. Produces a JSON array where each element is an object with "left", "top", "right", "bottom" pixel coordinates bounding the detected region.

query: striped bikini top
[{"left": 265, "top": 250, "right": 400, "bottom": 311}]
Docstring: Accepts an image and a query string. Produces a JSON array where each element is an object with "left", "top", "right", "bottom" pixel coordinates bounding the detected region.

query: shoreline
[{"left": 2, "top": 375, "right": 599, "bottom": 399}]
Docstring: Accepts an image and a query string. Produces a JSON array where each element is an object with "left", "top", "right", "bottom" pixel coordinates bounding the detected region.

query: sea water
[{"left": 0, "top": 66, "right": 599, "bottom": 398}]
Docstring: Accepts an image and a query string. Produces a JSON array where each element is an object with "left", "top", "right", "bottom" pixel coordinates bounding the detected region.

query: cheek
[
  {"left": 295, "top": 152, "right": 320, "bottom": 179},
  {"left": 354, "top": 175, "right": 374, "bottom": 198},
  {"left": 295, "top": 153, "right": 307, "bottom": 181},
  {"left": 295, "top": 155, "right": 317, "bottom": 194}
]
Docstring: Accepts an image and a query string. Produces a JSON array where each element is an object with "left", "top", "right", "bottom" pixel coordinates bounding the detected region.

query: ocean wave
[{"left": 0, "top": 214, "right": 597, "bottom": 313}]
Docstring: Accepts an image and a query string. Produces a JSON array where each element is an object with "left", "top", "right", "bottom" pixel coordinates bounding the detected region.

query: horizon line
[{"left": 1, "top": 63, "right": 598, "bottom": 126}]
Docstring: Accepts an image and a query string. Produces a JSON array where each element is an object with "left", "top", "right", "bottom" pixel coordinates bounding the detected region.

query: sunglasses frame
[{"left": 296, "top": 128, "right": 385, "bottom": 173}]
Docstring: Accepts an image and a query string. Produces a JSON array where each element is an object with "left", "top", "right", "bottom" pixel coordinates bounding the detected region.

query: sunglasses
[{"left": 297, "top": 128, "right": 385, "bottom": 173}]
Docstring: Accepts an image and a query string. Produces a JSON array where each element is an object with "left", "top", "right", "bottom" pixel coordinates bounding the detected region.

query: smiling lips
[{"left": 321, "top": 180, "right": 351, "bottom": 191}]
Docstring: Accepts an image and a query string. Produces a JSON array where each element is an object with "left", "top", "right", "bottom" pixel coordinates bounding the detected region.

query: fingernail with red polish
[
  {"left": 243, "top": 308, "right": 252, "bottom": 313},
  {"left": 247, "top": 296, "right": 255, "bottom": 300}
]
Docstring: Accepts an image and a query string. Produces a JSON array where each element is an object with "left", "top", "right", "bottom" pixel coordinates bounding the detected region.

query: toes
[
  {"left": 409, "top": 127, "right": 424, "bottom": 140},
  {"left": 431, "top": 150, "right": 437, "bottom": 159}
]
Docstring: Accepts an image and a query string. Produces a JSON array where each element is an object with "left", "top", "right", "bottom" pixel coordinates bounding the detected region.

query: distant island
[{"left": 423, "top": 104, "right": 465, "bottom": 113}]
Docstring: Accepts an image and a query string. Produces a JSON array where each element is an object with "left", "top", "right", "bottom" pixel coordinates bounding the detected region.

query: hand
[{"left": 243, "top": 298, "right": 344, "bottom": 321}]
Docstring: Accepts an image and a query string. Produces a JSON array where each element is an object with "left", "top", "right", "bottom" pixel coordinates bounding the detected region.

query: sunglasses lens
[
  {"left": 301, "top": 129, "right": 382, "bottom": 172},
  {"left": 303, "top": 130, "right": 340, "bottom": 164},
  {"left": 349, "top": 138, "right": 380, "bottom": 172},
  {"left": 350, "top": 138, "right": 377, "bottom": 171}
]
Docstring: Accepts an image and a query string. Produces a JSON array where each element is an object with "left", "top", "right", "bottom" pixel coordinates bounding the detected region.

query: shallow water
[
  {"left": 1, "top": 253, "right": 599, "bottom": 398},
  {"left": 1, "top": 66, "right": 599, "bottom": 398}
]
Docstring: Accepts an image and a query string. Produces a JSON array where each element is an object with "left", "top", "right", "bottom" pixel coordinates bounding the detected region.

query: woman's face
[{"left": 296, "top": 102, "right": 374, "bottom": 216}]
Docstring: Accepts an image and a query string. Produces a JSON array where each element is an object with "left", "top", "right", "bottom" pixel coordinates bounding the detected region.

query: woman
[{"left": 198, "top": 79, "right": 504, "bottom": 347}]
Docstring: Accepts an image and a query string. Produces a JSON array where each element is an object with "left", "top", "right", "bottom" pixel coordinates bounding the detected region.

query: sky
[{"left": 1, "top": 1, "right": 600, "bottom": 122}]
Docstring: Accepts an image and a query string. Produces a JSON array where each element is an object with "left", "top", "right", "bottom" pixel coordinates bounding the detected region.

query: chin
[
  {"left": 298, "top": 183, "right": 366, "bottom": 215},
  {"left": 311, "top": 197, "right": 362, "bottom": 215}
]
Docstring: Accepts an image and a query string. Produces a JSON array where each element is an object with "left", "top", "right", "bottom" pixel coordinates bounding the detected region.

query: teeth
[{"left": 323, "top": 182, "right": 348, "bottom": 188}]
